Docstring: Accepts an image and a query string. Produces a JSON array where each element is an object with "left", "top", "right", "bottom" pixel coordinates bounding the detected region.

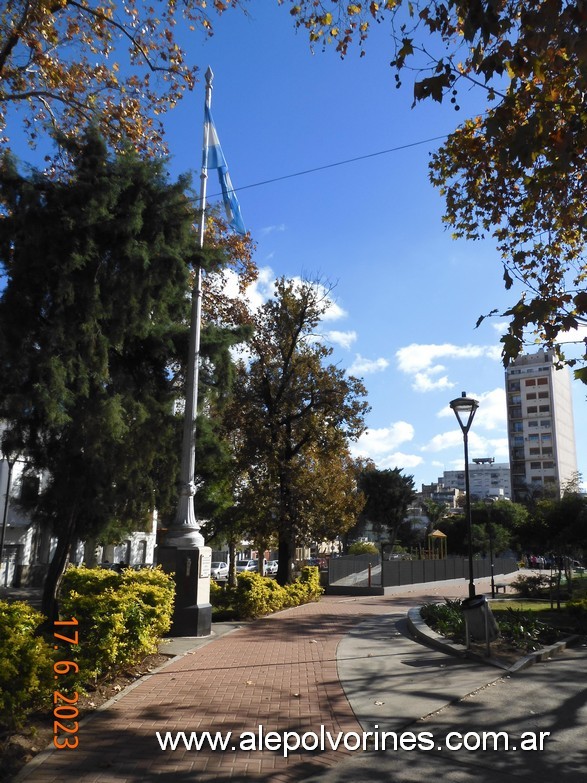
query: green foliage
[
  {"left": 0, "top": 601, "right": 53, "bottom": 730},
  {"left": 296, "top": 565, "right": 323, "bottom": 600},
  {"left": 348, "top": 541, "right": 379, "bottom": 555},
  {"left": 232, "top": 572, "right": 287, "bottom": 619},
  {"left": 358, "top": 467, "right": 416, "bottom": 552},
  {"left": 420, "top": 599, "right": 465, "bottom": 643},
  {"left": 228, "top": 566, "right": 323, "bottom": 619},
  {"left": 511, "top": 573, "right": 553, "bottom": 598},
  {"left": 421, "top": 597, "right": 565, "bottom": 651},
  {"left": 59, "top": 566, "right": 175, "bottom": 682},
  {"left": 567, "top": 599, "right": 587, "bottom": 633},
  {"left": 228, "top": 277, "right": 369, "bottom": 582},
  {"left": 495, "top": 608, "right": 560, "bottom": 652}
]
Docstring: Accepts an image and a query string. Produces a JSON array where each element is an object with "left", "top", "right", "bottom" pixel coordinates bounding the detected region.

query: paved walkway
[{"left": 13, "top": 574, "right": 587, "bottom": 783}]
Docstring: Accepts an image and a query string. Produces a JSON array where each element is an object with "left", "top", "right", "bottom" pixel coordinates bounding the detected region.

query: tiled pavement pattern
[{"left": 16, "top": 579, "right": 503, "bottom": 783}]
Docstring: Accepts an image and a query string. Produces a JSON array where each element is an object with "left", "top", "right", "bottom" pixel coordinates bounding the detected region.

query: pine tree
[{"left": 0, "top": 128, "right": 209, "bottom": 618}]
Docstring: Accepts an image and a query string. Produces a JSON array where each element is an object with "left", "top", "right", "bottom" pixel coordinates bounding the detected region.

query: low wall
[{"left": 382, "top": 557, "right": 518, "bottom": 587}]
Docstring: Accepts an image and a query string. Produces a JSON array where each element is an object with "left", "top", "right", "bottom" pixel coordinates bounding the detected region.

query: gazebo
[{"left": 427, "top": 529, "right": 447, "bottom": 560}]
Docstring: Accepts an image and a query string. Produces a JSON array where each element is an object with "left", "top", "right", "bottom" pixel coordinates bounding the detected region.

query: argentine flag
[{"left": 204, "top": 106, "right": 246, "bottom": 235}]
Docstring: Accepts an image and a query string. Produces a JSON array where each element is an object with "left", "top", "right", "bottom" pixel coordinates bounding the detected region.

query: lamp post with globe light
[{"left": 449, "top": 392, "right": 479, "bottom": 600}]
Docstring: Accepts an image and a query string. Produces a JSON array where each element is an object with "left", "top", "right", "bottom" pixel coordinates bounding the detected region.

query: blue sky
[{"left": 7, "top": 3, "right": 586, "bottom": 491}]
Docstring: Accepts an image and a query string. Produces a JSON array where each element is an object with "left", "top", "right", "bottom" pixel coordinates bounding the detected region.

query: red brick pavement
[{"left": 17, "top": 579, "right": 502, "bottom": 783}]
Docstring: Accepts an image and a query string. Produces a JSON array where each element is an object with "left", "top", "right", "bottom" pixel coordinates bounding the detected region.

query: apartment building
[
  {"left": 505, "top": 349, "right": 578, "bottom": 502},
  {"left": 440, "top": 457, "right": 511, "bottom": 500}
]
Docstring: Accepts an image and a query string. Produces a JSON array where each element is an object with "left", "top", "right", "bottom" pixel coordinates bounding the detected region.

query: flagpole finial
[{"left": 205, "top": 66, "right": 214, "bottom": 85}]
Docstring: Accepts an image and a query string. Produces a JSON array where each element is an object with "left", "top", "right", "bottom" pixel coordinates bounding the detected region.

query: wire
[{"left": 206, "top": 132, "right": 450, "bottom": 200}]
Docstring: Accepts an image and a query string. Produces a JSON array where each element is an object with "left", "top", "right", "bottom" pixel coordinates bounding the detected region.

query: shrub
[
  {"left": 511, "top": 573, "right": 552, "bottom": 598},
  {"left": 59, "top": 565, "right": 175, "bottom": 682},
  {"left": 232, "top": 566, "right": 323, "bottom": 619},
  {"left": 348, "top": 542, "right": 379, "bottom": 555},
  {"left": 420, "top": 599, "right": 465, "bottom": 643},
  {"left": 496, "top": 607, "right": 559, "bottom": 652},
  {"left": 233, "top": 572, "right": 288, "bottom": 619},
  {"left": 567, "top": 598, "right": 587, "bottom": 632},
  {"left": 0, "top": 601, "right": 54, "bottom": 730},
  {"left": 296, "top": 565, "right": 323, "bottom": 600}
]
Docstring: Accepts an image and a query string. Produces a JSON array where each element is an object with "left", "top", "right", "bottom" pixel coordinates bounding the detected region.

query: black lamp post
[{"left": 450, "top": 391, "right": 479, "bottom": 600}]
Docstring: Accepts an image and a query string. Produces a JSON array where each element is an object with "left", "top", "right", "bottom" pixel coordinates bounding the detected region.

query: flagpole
[{"left": 165, "top": 66, "right": 214, "bottom": 547}]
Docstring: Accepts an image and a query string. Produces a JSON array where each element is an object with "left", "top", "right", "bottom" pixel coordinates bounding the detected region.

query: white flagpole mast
[{"left": 165, "top": 66, "right": 214, "bottom": 546}]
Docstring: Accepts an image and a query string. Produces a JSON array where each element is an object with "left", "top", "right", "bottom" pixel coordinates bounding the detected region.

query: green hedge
[
  {"left": 0, "top": 601, "right": 53, "bottom": 730},
  {"left": 59, "top": 565, "right": 175, "bottom": 682},
  {"left": 567, "top": 598, "right": 587, "bottom": 632},
  {"left": 228, "top": 566, "right": 323, "bottom": 620}
]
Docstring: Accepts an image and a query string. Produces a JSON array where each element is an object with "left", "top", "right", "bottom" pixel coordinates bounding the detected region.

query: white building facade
[
  {"left": 505, "top": 349, "right": 578, "bottom": 502},
  {"left": 439, "top": 458, "right": 512, "bottom": 500}
]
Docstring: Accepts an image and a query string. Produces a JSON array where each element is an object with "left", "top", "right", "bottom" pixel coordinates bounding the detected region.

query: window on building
[
  {"left": 529, "top": 448, "right": 540, "bottom": 455},
  {"left": 539, "top": 405, "right": 550, "bottom": 413},
  {"left": 538, "top": 391, "right": 549, "bottom": 399},
  {"left": 528, "top": 434, "right": 539, "bottom": 441},
  {"left": 542, "top": 447, "right": 553, "bottom": 456},
  {"left": 510, "top": 406, "right": 523, "bottom": 418},
  {"left": 543, "top": 461, "right": 554, "bottom": 469},
  {"left": 528, "top": 421, "right": 538, "bottom": 428},
  {"left": 530, "top": 461, "right": 542, "bottom": 469},
  {"left": 527, "top": 406, "right": 538, "bottom": 414},
  {"left": 526, "top": 392, "right": 536, "bottom": 400},
  {"left": 512, "top": 422, "right": 524, "bottom": 432},
  {"left": 542, "top": 433, "right": 552, "bottom": 442},
  {"left": 544, "top": 476, "right": 556, "bottom": 484},
  {"left": 525, "top": 379, "right": 536, "bottom": 386},
  {"left": 509, "top": 380, "right": 521, "bottom": 391},
  {"left": 540, "top": 419, "right": 551, "bottom": 428},
  {"left": 537, "top": 377, "right": 548, "bottom": 385}
]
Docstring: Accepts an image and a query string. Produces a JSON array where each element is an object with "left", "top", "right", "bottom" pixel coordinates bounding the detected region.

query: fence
[
  {"left": 328, "top": 554, "right": 518, "bottom": 590},
  {"left": 381, "top": 556, "right": 518, "bottom": 586}
]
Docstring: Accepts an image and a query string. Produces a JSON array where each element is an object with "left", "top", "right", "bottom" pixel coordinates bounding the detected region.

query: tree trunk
[
  {"left": 228, "top": 538, "right": 237, "bottom": 587},
  {"left": 276, "top": 530, "right": 294, "bottom": 586},
  {"left": 41, "top": 512, "right": 77, "bottom": 623}
]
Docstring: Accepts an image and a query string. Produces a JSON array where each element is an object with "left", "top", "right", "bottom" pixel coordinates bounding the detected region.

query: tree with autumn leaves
[
  {"left": 2, "top": 1, "right": 585, "bottom": 375},
  {"left": 286, "top": 0, "right": 587, "bottom": 378},
  {"left": 0, "top": 0, "right": 242, "bottom": 156},
  {"left": 227, "top": 278, "right": 369, "bottom": 584}
]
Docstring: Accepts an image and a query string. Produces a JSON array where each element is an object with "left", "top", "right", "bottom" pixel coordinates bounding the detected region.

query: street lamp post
[{"left": 450, "top": 392, "right": 479, "bottom": 600}]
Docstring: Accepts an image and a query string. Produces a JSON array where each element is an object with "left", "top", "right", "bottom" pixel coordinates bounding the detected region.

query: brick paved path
[{"left": 17, "top": 579, "right": 504, "bottom": 783}]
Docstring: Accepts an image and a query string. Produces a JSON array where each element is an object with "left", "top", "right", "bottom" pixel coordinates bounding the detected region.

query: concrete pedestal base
[{"left": 157, "top": 544, "right": 212, "bottom": 637}]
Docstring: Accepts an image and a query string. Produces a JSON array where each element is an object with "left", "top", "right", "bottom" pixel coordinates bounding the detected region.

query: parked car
[
  {"left": 236, "top": 559, "right": 258, "bottom": 572},
  {"left": 265, "top": 560, "right": 278, "bottom": 576},
  {"left": 210, "top": 561, "right": 229, "bottom": 580},
  {"left": 305, "top": 557, "right": 327, "bottom": 570}
]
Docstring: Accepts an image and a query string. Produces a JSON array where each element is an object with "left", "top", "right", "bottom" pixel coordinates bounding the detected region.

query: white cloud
[
  {"left": 376, "top": 452, "right": 424, "bottom": 470},
  {"left": 245, "top": 266, "right": 276, "bottom": 311},
  {"left": 421, "top": 430, "right": 467, "bottom": 453},
  {"left": 260, "top": 223, "right": 286, "bottom": 237},
  {"left": 413, "top": 370, "right": 454, "bottom": 392},
  {"left": 351, "top": 421, "right": 414, "bottom": 458},
  {"left": 395, "top": 342, "right": 501, "bottom": 392},
  {"left": 422, "top": 429, "right": 509, "bottom": 460},
  {"left": 326, "top": 330, "right": 357, "bottom": 350},
  {"left": 348, "top": 354, "right": 389, "bottom": 375}
]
